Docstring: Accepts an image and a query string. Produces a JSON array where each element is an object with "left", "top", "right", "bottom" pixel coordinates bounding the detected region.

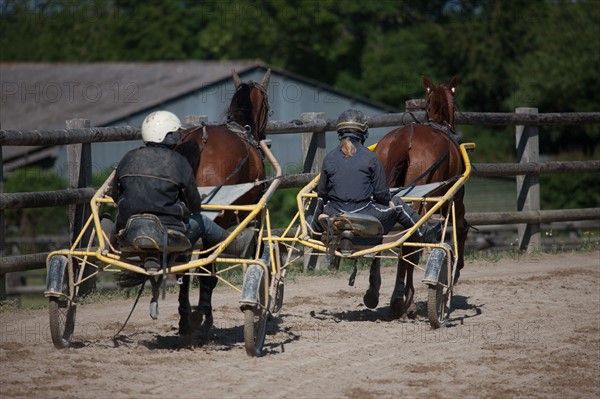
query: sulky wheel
[
  {"left": 47, "top": 255, "right": 78, "bottom": 349},
  {"left": 424, "top": 244, "right": 454, "bottom": 328},
  {"left": 268, "top": 241, "right": 286, "bottom": 318},
  {"left": 242, "top": 265, "right": 269, "bottom": 357},
  {"left": 427, "top": 284, "right": 452, "bottom": 328},
  {"left": 268, "top": 276, "right": 284, "bottom": 318}
]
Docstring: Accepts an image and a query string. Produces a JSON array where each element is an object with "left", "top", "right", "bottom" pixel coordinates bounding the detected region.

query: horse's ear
[
  {"left": 232, "top": 69, "right": 242, "bottom": 89},
  {"left": 260, "top": 68, "right": 271, "bottom": 89},
  {"left": 450, "top": 75, "right": 458, "bottom": 93},
  {"left": 421, "top": 75, "right": 432, "bottom": 93}
]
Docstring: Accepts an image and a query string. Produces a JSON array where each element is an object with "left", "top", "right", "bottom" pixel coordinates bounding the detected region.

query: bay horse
[
  {"left": 373, "top": 75, "right": 468, "bottom": 319},
  {"left": 175, "top": 68, "right": 271, "bottom": 336}
]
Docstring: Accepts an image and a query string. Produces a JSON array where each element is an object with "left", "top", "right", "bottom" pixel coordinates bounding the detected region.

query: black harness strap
[
  {"left": 391, "top": 143, "right": 450, "bottom": 197},
  {"left": 202, "top": 125, "right": 253, "bottom": 204}
]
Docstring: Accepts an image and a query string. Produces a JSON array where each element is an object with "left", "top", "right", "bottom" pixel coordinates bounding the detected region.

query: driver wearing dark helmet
[{"left": 316, "top": 109, "right": 441, "bottom": 241}]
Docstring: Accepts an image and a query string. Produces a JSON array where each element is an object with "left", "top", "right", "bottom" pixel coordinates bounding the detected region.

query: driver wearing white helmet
[{"left": 111, "top": 111, "right": 249, "bottom": 333}]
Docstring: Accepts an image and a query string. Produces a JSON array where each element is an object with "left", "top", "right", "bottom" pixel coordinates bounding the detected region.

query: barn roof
[{"left": 0, "top": 60, "right": 264, "bottom": 130}]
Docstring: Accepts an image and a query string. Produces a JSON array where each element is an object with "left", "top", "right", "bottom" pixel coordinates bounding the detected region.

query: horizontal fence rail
[{"left": 3, "top": 112, "right": 600, "bottom": 145}]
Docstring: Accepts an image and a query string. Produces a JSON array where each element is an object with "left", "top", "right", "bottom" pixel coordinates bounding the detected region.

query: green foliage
[
  {"left": 460, "top": 125, "right": 516, "bottom": 163},
  {"left": 269, "top": 187, "right": 300, "bottom": 228},
  {"left": 541, "top": 171, "right": 600, "bottom": 210},
  {"left": 336, "top": 24, "right": 439, "bottom": 108},
  {"left": 3, "top": 167, "right": 69, "bottom": 237}
]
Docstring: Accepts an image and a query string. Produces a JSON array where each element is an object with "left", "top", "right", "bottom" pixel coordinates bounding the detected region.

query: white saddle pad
[{"left": 197, "top": 182, "right": 257, "bottom": 221}]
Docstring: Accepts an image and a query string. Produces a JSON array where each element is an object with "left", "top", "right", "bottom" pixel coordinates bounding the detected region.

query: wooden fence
[{"left": 1, "top": 109, "right": 600, "bottom": 297}]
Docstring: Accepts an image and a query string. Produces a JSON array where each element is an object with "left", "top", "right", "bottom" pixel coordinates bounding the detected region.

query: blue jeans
[{"left": 187, "top": 212, "right": 224, "bottom": 246}]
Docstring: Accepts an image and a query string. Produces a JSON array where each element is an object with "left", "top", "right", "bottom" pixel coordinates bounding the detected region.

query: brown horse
[
  {"left": 373, "top": 75, "right": 468, "bottom": 319},
  {"left": 175, "top": 68, "right": 271, "bottom": 335}
]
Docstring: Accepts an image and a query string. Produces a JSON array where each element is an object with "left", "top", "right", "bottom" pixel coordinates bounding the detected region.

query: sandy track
[{"left": 1, "top": 251, "right": 599, "bottom": 398}]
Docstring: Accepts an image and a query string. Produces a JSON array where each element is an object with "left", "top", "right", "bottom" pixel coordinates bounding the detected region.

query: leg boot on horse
[
  {"left": 390, "top": 251, "right": 419, "bottom": 319},
  {"left": 185, "top": 219, "right": 256, "bottom": 334},
  {"left": 189, "top": 274, "right": 217, "bottom": 333}
]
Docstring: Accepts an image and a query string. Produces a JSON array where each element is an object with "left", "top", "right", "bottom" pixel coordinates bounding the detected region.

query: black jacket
[
  {"left": 112, "top": 143, "right": 201, "bottom": 233},
  {"left": 317, "top": 139, "right": 390, "bottom": 212}
]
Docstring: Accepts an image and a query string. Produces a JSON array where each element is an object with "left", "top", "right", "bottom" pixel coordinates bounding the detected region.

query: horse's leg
[
  {"left": 391, "top": 251, "right": 419, "bottom": 318},
  {"left": 404, "top": 263, "right": 416, "bottom": 315},
  {"left": 363, "top": 257, "right": 381, "bottom": 309},
  {"left": 454, "top": 221, "right": 469, "bottom": 285},
  {"left": 177, "top": 274, "right": 191, "bottom": 336},
  {"left": 190, "top": 270, "right": 217, "bottom": 332},
  {"left": 454, "top": 195, "right": 468, "bottom": 285},
  {"left": 390, "top": 257, "right": 406, "bottom": 319}
]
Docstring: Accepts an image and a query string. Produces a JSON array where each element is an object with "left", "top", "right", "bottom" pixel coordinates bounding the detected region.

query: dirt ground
[{"left": 1, "top": 250, "right": 599, "bottom": 399}]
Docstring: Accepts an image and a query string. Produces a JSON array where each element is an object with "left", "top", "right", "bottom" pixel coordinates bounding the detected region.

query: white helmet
[{"left": 141, "top": 111, "right": 182, "bottom": 144}]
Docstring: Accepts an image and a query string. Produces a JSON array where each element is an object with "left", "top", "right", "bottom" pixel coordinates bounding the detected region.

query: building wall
[{"left": 56, "top": 68, "right": 396, "bottom": 175}]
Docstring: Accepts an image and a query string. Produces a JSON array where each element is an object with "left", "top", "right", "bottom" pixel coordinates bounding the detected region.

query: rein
[
  {"left": 179, "top": 124, "right": 208, "bottom": 147},
  {"left": 391, "top": 142, "right": 450, "bottom": 197}
]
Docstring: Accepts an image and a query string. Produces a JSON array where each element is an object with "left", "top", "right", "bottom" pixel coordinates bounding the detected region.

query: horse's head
[
  {"left": 228, "top": 68, "right": 271, "bottom": 142},
  {"left": 422, "top": 75, "right": 457, "bottom": 130}
]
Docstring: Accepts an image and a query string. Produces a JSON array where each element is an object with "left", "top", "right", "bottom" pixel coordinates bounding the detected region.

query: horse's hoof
[
  {"left": 149, "top": 301, "right": 159, "bottom": 320},
  {"left": 363, "top": 289, "right": 379, "bottom": 309},
  {"left": 179, "top": 333, "right": 194, "bottom": 347},
  {"left": 390, "top": 297, "right": 405, "bottom": 319},
  {"left": 189, "top": 310, "right": 213, "bottom": 332},
  {"left": 201, "top": 313, "right": 213, "bottom": 331},
  {"left": 189, "top": 310, "right": 204, "bottom": 329},
  {"left": 453, "top": 270, "right": 461, "bottom": 285}
]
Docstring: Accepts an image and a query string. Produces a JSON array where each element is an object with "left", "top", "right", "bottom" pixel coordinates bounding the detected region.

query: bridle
[
  {"left": 425, "top": 84, "right": 455, "bottom": 132},
  {"left": 248, "top": 82, "right": 270, "bottom": 141}
]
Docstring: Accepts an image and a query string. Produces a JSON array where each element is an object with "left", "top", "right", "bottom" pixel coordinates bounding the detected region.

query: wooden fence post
[
  {"left": 185, "top": 115, "right": 208, "bottom": 125},
  {"left": 301, "top": 112, "right": 326, "bottom": 271},
  {"left": 0, "top": 139, "right": 5, "bottom": 301},
  {"left": 516, "top": 107, "right": 541, "bottom": 252},
  {"left": 301, "top": 112, "right": 326, "bottom": 174},
  {"left": 66, "top": 118, "right": 96, "bottom": 294}
]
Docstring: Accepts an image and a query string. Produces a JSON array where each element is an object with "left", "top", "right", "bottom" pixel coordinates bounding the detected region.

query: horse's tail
[{"left": 115, "top": 271, "right": 147, "bottom": 288}]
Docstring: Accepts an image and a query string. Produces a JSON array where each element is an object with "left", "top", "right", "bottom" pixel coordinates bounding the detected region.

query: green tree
[
  {"left": 336, "top": 24, "right": 439, "bottom": 108},
  {"left": 506, "top": 0, "right": 600, "bottom": 156}
]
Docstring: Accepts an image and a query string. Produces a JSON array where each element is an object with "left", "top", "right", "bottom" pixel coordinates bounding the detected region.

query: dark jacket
[
  {"left": 317, "top": 139, "right": 390, "bottom": 212},
  {"left": 112, "top": 143, "right": 201, "bottom": 233}
]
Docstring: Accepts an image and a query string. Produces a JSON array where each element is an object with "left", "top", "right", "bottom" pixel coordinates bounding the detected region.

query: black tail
[{"left": 115, "top": 271, "right": 147, "bottom": 288}]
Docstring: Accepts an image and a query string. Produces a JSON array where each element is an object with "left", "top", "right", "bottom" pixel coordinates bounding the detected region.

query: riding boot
[
  {"left": 188, "top": 213, "right": 256, "bottom": 258},
  {"left": 394, "top": 202, "right": 442, "bottom": 243},
  {"left": 206, "top": 227, "right": 256, "bottom": 258}
]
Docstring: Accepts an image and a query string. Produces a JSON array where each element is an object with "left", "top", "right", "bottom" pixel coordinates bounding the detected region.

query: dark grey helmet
[{"left": 336, "top": 109, "right": 369, "bottom": 142}]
